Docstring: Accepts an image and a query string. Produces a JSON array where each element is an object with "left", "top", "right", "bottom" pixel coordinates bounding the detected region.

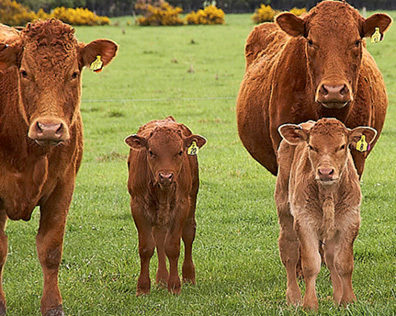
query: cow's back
[{"left": 237, "top": 24, "right": 290, "bottom": 175}]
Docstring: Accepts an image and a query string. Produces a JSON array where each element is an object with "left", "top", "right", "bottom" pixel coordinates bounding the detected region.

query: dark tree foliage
[{"left": 16, "top": 0, "right": 396, "bottom": 16}]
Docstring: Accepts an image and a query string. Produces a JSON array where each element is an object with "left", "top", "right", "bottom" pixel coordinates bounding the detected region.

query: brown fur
[
  {"left": 275, "top": 118, "right": 376, "bottom": 309},
  {"left": 237, "top": 0, "right": 392, "bottom": 176},
  {"left": 0, "top": 19, "right": 117, "bottom": 315},
  {"left": 125, "top": 117, "right": 206, "bottom": 295}
]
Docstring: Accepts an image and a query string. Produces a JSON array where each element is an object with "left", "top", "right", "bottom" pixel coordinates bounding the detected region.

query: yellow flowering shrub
[
  {"left": 252, "top": 4, "right": 279, "bottom": 24},
  {"left": 252, "top": 4, "right": 306, "bottom": 24},
  {"left": 0, "top": 0, "right": 37, "bottom": 26},
  {"left": 185, "top": 5, "right": 225, "bottom": 25},
  {"left": 0, "top": 0, "right": 110, "bottom": 26},
  {"left": 51, "top": 7, "right": 110, "bottom": 26},
  {"left": 290, "top": 7, "right": 307, "bottom": 17},
  {"left": 136, "top": 0, "right": 183, "bottom": 26}
]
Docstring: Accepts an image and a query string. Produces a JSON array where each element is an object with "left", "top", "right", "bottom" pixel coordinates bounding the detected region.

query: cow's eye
[
  {"left": 307, "top": 39, "right": 313, "bottom": 46},
  {"left": 355, "top": 40, "right": 361, "bottom": 47},
  {"left": 178, "top": 151, "right": 183, "bottom": 156},
  {"left": 308, "top": 145, "right": 316, "bottom": 152},
  {"left": 149, "top": 150, "right": 154, "bottom": 157},
  {"left": 20, "top": 70, "right": 28, "bottom": 78},
  {"left": 340, "top": 144, "right": 346, "bottom": 150},
  {"left": 71, "top": 71, "right": 79, "bottom": 79}
]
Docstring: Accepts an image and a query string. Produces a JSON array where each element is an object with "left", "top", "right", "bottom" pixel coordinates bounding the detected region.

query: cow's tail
[{"left": 322, "top": 196, "right": 335, "bottom": 240}]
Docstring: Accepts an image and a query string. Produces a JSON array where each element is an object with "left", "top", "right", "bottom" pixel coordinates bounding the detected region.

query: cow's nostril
[
  {"left": 319, "top": 85, "right": 329, "bottom": 96},
  {"left": 36, "top": 122, "right": 44, "bottom": 133},
  {"left": 55, "top": 123, "right": 63, "bottom": 136},
  {"left": 340, "top": 85, "right": 349, "bottom": 96}
]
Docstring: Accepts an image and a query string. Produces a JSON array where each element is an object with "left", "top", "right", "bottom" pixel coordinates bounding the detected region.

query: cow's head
[
  {"left": 0, "top": 19, "right": 117, "bottom": 146},
  {"left": 279, "top": 118, "right": 376, "bottom": 185},
  {"left": 276, "top": 1, "right": 391, "bottom": 109},
  {"left": 125, "top": 127, "right": 206, "bottom": 189}
]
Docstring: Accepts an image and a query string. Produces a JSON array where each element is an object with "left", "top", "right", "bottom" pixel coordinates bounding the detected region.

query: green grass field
[{"left": 3, "top": 13, "right": 396, "bottom": 315}]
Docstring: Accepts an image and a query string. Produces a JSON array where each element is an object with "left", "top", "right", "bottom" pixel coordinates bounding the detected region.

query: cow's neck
[{"left": 152, "top": 184, "right": 176, "bottom": 226}]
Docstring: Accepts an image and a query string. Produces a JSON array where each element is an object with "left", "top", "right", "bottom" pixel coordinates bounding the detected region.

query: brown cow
[
  {"left": 0, "top": 19, "right": 117, "bottom": 315},
  {"left": 275, "top": 118, "right": 377, "bottom": 309},
  {"left": 237, "top": 0, "right": 392, "bottom": 177},
  {"left": 125, "top": 116, "right": 206, "bottom": 295}
]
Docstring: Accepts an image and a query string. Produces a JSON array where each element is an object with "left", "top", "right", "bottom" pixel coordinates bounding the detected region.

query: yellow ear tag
[
  {"left": 187, "top": 141, "right": 199, "bottom": 156},
  {"left": 90, "top": 55, "right": 103, "bottom": 72},
  {"left": 356, "top": 135, "right": 369, "bottom": 152},
  {"left": 371, "top": 27, "right": 381, "bottom": 43}
]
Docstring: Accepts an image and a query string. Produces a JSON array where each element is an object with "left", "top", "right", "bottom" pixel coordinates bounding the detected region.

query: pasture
[{"left": 3, "top": 13, "right": 396, "bottom": 315}]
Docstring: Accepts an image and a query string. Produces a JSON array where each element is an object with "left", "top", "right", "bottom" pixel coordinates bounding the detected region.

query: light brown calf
[
  {"left": 275, "top": 118, "right": 376, "bottom": 309},
  {"left": 125, "top": 116, "right": 206, "bottom": 295}
]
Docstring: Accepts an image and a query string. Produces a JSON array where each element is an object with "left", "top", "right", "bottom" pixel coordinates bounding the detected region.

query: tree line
[{"left": 17, "top": 0, "right": 396, "bottom": 16}]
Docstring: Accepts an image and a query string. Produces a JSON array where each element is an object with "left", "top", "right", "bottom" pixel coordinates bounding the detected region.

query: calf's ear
[
  {"left": 348, "top": 126, "right": 377, "bottom": 146},
  {"left": 278, "top": 124, "right": 308, "bottom": 145},
  {"left": 361, "top": 13, "right": 392, "bottom": 39},
  {"left": 276, "top": 13, "right": 305, "bottom": 37},
  {"left": 0, "top": 43, "right": 22, "bottom": 70},
  {"left": 125, "top": 134, "right": 148, "bottom": 150},
  {"left": 80, "top": 39, "right": 118, "bottom": 71},
  {"left": 184, "top": 135, "right": 207, "bottom": 149}
]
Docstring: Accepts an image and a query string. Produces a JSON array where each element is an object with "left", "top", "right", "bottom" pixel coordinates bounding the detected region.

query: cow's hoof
[{"left": 43, "top": 305, "right": 64, "bottom": 316}]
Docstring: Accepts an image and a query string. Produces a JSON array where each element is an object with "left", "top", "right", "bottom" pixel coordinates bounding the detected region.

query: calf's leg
[
  {"left": 181, "top": 200, "right": 196, "bottom": 284},
  {"left": 323, "top": 235, "right": 343, "bottom": 305},
  {"left": 336, "top": 237, "right": 357, "bottom": 305},
  {"left": 133, "top": 215, "right": 155, "bottom": 296},
  {"left": 276, "top": 203, "right": 301, "bottom": 305},
  {"left": 0, "top": 212, "right": 7, "bottom": 316},
  {"left": 298, "top": 225, "right": 321, "bottom": 310},
  {"left": 153, "top": 226, "right": 168, "bottom": 287}
]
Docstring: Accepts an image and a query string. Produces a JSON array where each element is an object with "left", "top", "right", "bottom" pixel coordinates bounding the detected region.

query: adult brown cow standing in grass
[
  {"left": 0, "top": 19, "right": 117, "bottom": 315},
  {"left": 237, "top": 0, "right": 392, "bottom": 176},
  {"left": 275, "top": 118, "right": 376, "bottom": 309},
  {"left": 125, "top": 117, "right": 206, "bottom": 295}
]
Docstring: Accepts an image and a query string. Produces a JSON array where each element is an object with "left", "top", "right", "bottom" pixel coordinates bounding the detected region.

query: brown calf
[
  {"left": 275, "top": 118, "right": 376, "bottom": 309},
  {"left": 0, "top": 19, "right": 117, "bottom": 315},
  {"left": 125, "top": 116, "right": 206, "bottom": 295}
]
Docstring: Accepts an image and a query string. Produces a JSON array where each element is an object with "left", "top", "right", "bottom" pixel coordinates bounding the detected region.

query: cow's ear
[
  {"left": 361, "top": 13, "right": 392, "bottom": 39},
  {"left": 0, "top": 43, "right": 22, "bottom": 70},
  {"left": 80, "top": 39, "right": 118, "bottom": 71},
  {"left": 125, "top": 134, "right": 147, "bottom": 150},
  {"left": 278, "top": 124, "right": 308, "bottom": 145},
  {"left": 184, "top": 134, "right": 207, "bottom": 149},
  {"left": 276, "top": 13, "right": 305, "bottom": 37},
  {"left": 348, "top": 126, "right": 377, "bottom": 147}
]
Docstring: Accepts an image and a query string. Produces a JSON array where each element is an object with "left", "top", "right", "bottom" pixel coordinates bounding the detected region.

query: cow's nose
[
  {"left": 28, "top": 118, "right": 69, "bottom": 145},
  {"left": 318, "top": 168, "right": 334, "bottom": 181},
  {"left": 159, "top": 172, "right": 174, "bottom": 184},
  {"left": 316, "top": 84, "right": 351, "bottom": 108}
]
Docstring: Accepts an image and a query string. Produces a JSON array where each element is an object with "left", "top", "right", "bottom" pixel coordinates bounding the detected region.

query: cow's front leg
[
  {"left": 0, "top": 212, "right": 8, "bottom": 316},
  {"left": 36, "top": 181, "right": 73, "bottom": 316},
  {"left": 165, "top": 200, "right": 188, "bottom": 294}
]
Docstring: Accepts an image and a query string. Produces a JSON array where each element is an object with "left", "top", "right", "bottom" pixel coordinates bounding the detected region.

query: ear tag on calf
[
  {"left": 356, "top": 135, "right": 369, "bottom": 152},
  {"left": 371, "top": 27, "right": 381, "bottom": 43},
  {"left": 90, "top": 55, "right": 103, "bottom": 72},
  {"left": 187, "top": 141, "right": 199, "bottom": 156}
]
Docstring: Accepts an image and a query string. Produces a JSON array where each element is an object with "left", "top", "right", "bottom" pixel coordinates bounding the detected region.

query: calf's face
[
  {"left": 126, "top": 127, "right": 206, "bottom": 188},
  {"left": 276, "top": 1, "right": 391, "bottom": 109},
  {"left": 0, "top": 19, "right": 117, "bottom": 146},
  {"left": 279, "top": 118, "right": 376, "bottom": 185}
]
